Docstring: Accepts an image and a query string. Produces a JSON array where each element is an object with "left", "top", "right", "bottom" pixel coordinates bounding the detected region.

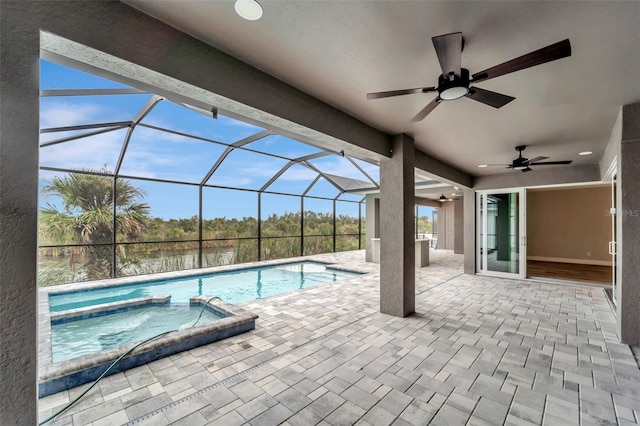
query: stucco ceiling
[{"left": 124, "top": 1, "right": 640, "bottom": 176}]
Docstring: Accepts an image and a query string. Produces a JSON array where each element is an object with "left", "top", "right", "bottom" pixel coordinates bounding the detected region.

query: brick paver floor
[{"left": 39, "top": 250, "right": 640, "bottom": 425}]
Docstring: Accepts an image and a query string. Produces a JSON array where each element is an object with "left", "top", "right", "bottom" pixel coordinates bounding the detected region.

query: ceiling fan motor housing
[{"left": 438, "top": 68, "right": 470, "bottom": 100}]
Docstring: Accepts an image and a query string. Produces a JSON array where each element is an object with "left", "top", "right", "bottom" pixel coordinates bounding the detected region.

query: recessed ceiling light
[
  {"left": 478, "top": 164, "right": 488, "bottom": 168},
  {"left": 453, "top": 186, "right": 459, "bottom": 190},
  {"left": 234, "top": 0, "right": 263, "bottom": 20},
  {"left": 451, "top": 193, "right": 457, "bottom": 196},
  {"left": 579, "top": 151, "right": 592, "bottom": 156}
]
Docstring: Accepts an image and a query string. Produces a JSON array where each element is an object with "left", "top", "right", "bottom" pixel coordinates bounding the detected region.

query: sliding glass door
[
  {"left": 477, "top": 189, "right": 526, "bottom": 279},
  {"left": 609, "top": 168, "right": 618, "bottom": 305}
]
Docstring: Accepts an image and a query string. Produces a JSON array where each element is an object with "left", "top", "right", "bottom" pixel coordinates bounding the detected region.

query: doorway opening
[{"left": 525, "top": 184, "right": 612, "bottom": 286}]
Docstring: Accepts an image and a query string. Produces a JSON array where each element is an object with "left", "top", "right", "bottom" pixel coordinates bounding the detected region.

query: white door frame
[
  {"left": 603, "top": 158, "right": 618, "bottom": 305},
  {"left": 476, "top": 188, "right": 527, "bottom": 279}
]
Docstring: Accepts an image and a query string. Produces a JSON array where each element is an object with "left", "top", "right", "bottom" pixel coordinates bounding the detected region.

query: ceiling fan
[
  {"left": 366, "top": 32, "right": 571, "bottom": 122},
  {"left": 490, "top": 145, "right": 572, "bottom": 172}
]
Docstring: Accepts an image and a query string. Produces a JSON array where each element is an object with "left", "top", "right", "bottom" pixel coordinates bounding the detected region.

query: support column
[
  {"left": 618, "top": 102, "right": 640, "bottom": 344},
  {"left": 463, "top": 188, "right": 476, "bottom": 274},
  {"left": 454, "top": 198, "right": 464, "bottom": 254},
  {"left": 380, "top": 134, "right": 415, "bottom": 317},
  {"left": 365, "top": 194, "right": 380, "bottom": 262},
  {"left": 0, "top": 3, "right": 39, "bottom": 423}
]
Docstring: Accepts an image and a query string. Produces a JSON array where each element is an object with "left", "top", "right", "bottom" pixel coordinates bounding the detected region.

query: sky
[{"left": 39, "top": 59, "right": 434, "bottom": 221}]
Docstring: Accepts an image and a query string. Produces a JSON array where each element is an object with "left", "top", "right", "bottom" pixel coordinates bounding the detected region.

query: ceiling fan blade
[
  {"left": 431, "top": 32, "right": 463, "bottom": 77},
  {"left": 367, "top": 87, "right": 436, "bottom": 100},
  {"left": 528, "top": 160, "right": 573, "bottom": 166},
  {"left": 465, "top": 86, "right": 515, "bottom": 108},
  {"left": 472, "top": 39, "right": 571, "bottom": 83},
  {"left": 526, "top": 156, "right": 549, "bottom": 163},
  {"left": 411, "top": 97, "right": 441, "bottom": 122}
]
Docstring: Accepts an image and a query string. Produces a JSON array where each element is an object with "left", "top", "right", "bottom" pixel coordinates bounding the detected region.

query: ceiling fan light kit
[
  {"left": 438, "top": 69, "right": 470, "bottom": 100},
  {"left": 367, "top": 32, "right": 571, "bottom": 122},
  {"left": 234, "top": 0, "right": 263, "bottom": 21},
  {"left": 486, "top": 145, "right": 573, "bottom": 172}
]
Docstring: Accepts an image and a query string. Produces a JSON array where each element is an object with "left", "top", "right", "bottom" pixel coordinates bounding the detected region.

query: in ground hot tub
[{"left": 38, "top": 295, "right": 257, "bottom": 397}]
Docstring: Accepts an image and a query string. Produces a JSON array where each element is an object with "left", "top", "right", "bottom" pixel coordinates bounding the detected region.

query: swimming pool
[
  {"left": 49, "top": 261, "right": 360, "bottom": 311},
  {"left": 39, "top": 260, "right": 362, "bottom": 396}
]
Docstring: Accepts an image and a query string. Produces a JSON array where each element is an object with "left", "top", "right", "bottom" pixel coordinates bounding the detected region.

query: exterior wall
[
  {"left": 436, "top": 200, "right": 462, "bottom": 252},
  {"left": 600, "top": 109, "right": 622, "bottom": 180},
  {"left": 454, "top": 198, "right": 464, "bottom": 254},
  {"left": 0, "top": 3, "right": 40, "bottom": 423},
  {"left": 526, "top": 187, "right": 611, "bottom": 265},
  {"left": 436, "top": 202, "right": 447, "bottom": 249},
  {"left": 364, "top": 194, "right": 380, "bottom": 262},
  {"left": 618, "top": 102, "right": 640, "bottom": 344},
  {"left": 463, "top": 188, "right": 476, "bottom": 274}
]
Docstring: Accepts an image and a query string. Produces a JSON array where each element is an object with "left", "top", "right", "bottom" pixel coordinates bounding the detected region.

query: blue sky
[{"left": 39, "top": 59, "right": 433, "bottom": 222}]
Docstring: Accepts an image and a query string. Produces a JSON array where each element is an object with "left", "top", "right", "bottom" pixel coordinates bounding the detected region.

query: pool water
[
  {"left": 51, "top": 305, "right": 223, "bottom": 363},
  {"left": 47, "top": 262, "right": 360, "bottom": 362},
  {"left": 49, "top": 262, "right": 360, "bottom": 312}
]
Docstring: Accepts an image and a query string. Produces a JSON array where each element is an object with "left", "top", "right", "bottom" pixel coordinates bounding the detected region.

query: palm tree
[{"left": 40, "top": 168, "right": 150, "bottom": 280}]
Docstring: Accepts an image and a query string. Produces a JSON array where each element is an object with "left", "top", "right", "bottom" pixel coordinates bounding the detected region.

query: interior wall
[{"left": 526, "top": 186, "right": 611, "bottom": 264}]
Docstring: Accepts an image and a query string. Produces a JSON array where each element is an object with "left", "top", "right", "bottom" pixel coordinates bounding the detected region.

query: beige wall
[{"left": 526, "top": 186, "right": 611, "bottom": 264}]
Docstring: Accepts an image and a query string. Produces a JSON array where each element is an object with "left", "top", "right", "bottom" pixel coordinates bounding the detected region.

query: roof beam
[{"left": 414, "top": 149, "right": 473, "bottom": 189}]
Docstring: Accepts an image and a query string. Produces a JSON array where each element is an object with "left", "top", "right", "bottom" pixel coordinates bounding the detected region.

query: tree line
[{"left": 38, "top": 171, "right": 364, "bottom": 284}]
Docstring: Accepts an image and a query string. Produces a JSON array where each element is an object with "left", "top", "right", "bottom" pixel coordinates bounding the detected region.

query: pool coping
[
  {"left": 50, "top": 295, "right": 173, "bottom": 324},
  {"left": 38, "top": 296, "right": 258, "bottom": 398}
]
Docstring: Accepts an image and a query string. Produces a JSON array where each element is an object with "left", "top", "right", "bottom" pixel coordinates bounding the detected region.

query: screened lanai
[{"left": 38, "top": 60, "right": 388, "bottom": 285}]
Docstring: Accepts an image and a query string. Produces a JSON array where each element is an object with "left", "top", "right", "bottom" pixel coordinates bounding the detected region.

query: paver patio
[{"left": 38, "top": 250, "right": 640, "bottom": 425}]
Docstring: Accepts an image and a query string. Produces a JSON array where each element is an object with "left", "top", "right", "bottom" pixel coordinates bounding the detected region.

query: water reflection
[
  {"left": 256, "top": 270, "right": 262, "bottom": 299},
  {"left": 299, "top": 264, "right": 305, "bottom": 289}
]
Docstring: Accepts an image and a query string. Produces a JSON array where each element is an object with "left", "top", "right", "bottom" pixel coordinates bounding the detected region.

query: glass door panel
[{"left": 477, "top": 189, "right": 526, "bottom": 279}]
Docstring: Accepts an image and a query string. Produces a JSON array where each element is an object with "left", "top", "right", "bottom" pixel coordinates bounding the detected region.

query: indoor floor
[
  {"left": 527, "top": 260, "right": 612, "bottom": 286},
  {"left": 38, "top": 250, "right": 640, "bottom": 426}
]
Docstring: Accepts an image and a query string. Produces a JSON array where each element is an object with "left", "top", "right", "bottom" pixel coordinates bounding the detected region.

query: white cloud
[
  {"left": 137, "top": 118, "right": 203, "bottom": 143},
  {"left": 40, "top": 100, "right": 134, "bottom": 130},
  {"left": 218, "top": 115, "right": 262, "bottom": 131},
  {"left": 309, "top": 157, "right": 371, "bottom": 181},
  {"left": 39, "top": 129, "right": 125, "bottom": 172},
  {"left": 275, "top": 165, "right": 317, "bottom": 181},
  {"left": 40, "top": 102, "right": 103, "bottom": 129},
  {"left": 206, "top": 175, "right": 253, "bottom": 187}
]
